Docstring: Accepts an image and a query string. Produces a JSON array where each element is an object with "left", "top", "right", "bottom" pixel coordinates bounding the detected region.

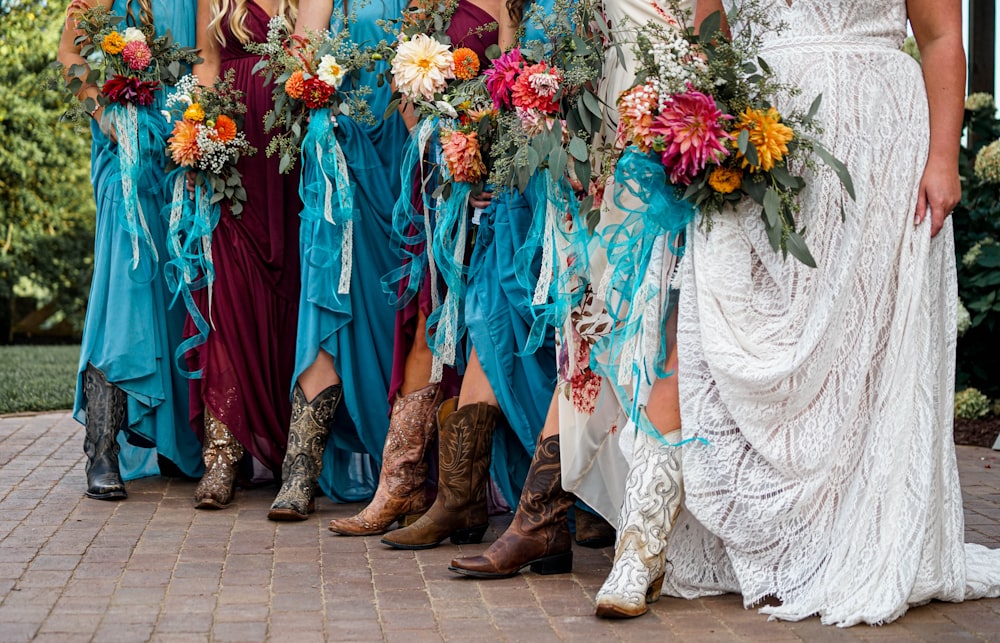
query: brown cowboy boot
[
  {"left": 193, "top": 409, "right": 245, "bottom": 509},
  {"left": 268, "top": 383, "right": 341, "bottom": 521},
  {"left": 328, "top": 384, "right": 441, "bottom": 536},
  {"left": 380, "top": 400, "right": 501, "bottom": 549},
  {"left": 449, "top": 434, "right": 575, "bottom": 578}
]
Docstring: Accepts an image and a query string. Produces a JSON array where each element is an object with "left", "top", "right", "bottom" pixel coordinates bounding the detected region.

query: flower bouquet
[
  {"left": 59, "top": 5, "right": 202, "bottom": 272},
  {"left": 64, "top": 5, "right": 200, "bottom": 115},
  {"left": 249, "top": 16, "right": 381, "bottom": 173},
  {"left": 165, "top": 72, "right": 256, "bottom": 217},
  {"left": 614, "top": 0, "right": 854, "bottom": 266},
  {"left": 483, "top": 0, "right": 608, "bottom": 205}
]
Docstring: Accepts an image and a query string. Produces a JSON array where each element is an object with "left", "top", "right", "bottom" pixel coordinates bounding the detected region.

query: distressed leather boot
[
  {"left": 380, "top": 400, "right": 500, "bottom": 549},
  {"left": 449, "top": 434, "right": 574, "bottom": 578},
  {"left": 82, "top": 364, "right": 127, "bottom": 500},
  {"left": 328, "top": 384, "right": 441, "bottom": 536},
  {"left": 595, "top": 421, "right": 684, "bottom": 618},
  {"left": 268, "top": 383, "right": 341, "bottom": 521},
  {"left": 193, "top": 409, "right": 244, "bottom": 509}
]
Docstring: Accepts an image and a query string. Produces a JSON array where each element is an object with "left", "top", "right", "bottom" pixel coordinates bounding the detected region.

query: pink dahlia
[
  {"left": 511, "top": 62, "right": 561, "bottom": 114},
  {"left": 650, "top": 89, "right": 732, "bottom": 185},
  {"left": 122, "top": 40, "right": 152, "bottom": 71},
  {"left": 484, "top": 48, "right": 524, "bottom": 109}
]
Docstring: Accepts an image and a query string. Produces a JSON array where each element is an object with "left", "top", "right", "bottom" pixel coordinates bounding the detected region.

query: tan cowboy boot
[
  {"left": 380, "top": 400, "right": 500, "bottom": 549},
  {"left": 327, "top": 384, "right": 441, "bottom": 536},
  {"left": 448, "top": 434, "right": 575, "bottom": 578},
  {"left": 193, "top": 409, "right": 244, "bottom": 509},
  {"left": 268, "top": 383, "right": 341, "bottom": 521},
  {"left": 595, "top": 421, "right": 684, "bottom": 618}
]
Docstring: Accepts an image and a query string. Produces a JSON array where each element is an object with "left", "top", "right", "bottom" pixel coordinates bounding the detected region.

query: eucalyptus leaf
[
  {"left": 763, "top": 187, "right": 781, "bottom": 227},
  {"left": 568, "top": 136, "right": 589, "bottom": 162},
  {"left": 811, "top": 141, "right": 856, "bottom": 200},
  {"left": 786, "top": 230, "right": 817, "bottom": 268}
]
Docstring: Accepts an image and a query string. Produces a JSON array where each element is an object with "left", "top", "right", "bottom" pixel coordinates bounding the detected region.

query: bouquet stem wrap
[
  {"left": 110, "top": 102, "right": 166, "bottom": 281},
  {"left": 299, "top": 109, "right": 355, "bottom": 301},
  {"left": 163, "top": 167, "right": 220, "bottom": 379}
]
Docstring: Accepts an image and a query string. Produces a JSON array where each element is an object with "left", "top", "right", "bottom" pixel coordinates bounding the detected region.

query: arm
[
  {"left": 193, "top": 0, "right": 221, "bottom": 86},
  {"left": 693, "top": 0, "right": 728, "bottom": 35},
  {"left": 295, "top": 0, "right": 333, "bottom": 34},
  {"left": 908, "top": 0, "right": 964, "bottom": 238},
  {"left": 57, "top": 0, "right": 115, "bottom": 125}
]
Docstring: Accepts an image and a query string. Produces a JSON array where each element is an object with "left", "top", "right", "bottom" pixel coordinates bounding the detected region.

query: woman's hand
[
  {"left": 470, "top": 190, "right": 493, "bottom": 210},
  {"left": 914, "top": 157, "right": 960, "bottom": 238}
]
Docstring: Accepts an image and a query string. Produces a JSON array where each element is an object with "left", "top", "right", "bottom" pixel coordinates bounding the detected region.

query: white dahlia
[
  {"left": 317, "top": 55, "right": 346, "bottom": 87},
  {"left": 391, "top": 33, "right": 454, "bottom": 100}
]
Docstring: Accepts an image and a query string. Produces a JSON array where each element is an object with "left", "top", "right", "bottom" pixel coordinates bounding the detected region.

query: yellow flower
[
  {"left": 184, "top": 103, "right": 206, "bottom": 122},
  {"left": 101, "top": 32, "right": 125, "bottom": 55},
  {"left": 708, "top": 166, "right": 743, "bottom": 194},
  {"left": 733, "top": 107, "right": 794, "bottom": 172}
]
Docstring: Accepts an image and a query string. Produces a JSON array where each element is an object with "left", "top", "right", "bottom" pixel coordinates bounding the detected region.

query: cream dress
[
  {"left": 665, "top": 0, "right": 1000, "bottom": 626},
  {"left": 558, "top": 0, "right": 695, "bottom": 524}
]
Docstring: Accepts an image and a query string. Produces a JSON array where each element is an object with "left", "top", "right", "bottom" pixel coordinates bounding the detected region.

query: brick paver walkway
[{"left": 1, "top": 412, "right": 999, "bottom": 642}]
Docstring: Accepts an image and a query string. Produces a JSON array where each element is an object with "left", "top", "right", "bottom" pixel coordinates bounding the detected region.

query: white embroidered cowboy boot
[{"left": 595, "top": 415, "right": 684, "bottom": 618}]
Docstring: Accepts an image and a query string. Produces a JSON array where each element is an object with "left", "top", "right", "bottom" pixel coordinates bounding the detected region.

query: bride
[{"left": 664, "top": 0, "right": 1000, "bottom": 626}]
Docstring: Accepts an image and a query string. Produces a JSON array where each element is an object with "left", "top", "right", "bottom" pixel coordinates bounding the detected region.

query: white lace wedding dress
[{"left": 667, "top": 0, "right": 1000, "bottom": 626}]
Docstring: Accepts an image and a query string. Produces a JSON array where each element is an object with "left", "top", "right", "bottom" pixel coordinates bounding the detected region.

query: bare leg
[
  {"left": 400, "top": 309, "right": 434, "bottom": 396},
  {"left": 457, "top": 348, "right": 500, "bottom": 408},
  {"left": 297, "top": 349, "right": 340, "bottom": 402},
  {"left": 643, "top": 341, "right": 680, "bottom": 436}
]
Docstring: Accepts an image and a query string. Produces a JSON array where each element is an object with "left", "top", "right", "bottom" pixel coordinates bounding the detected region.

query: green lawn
[{"left": 0, "top": 345, "right": 80, "bottom": 414}]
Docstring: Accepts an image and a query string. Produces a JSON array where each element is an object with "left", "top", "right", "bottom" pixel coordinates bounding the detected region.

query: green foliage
[
  {"left": 954, "top": 96, "right": 1000, "bottom": 397},
  {"left": 954, "top": 387, "right": 992, "bottom": 420},
  {"left": 0, "top": 1, "right": 96, "bottom": 339},
  {"left": 0, "top": 344, "right": 80, "bottom": 413}
]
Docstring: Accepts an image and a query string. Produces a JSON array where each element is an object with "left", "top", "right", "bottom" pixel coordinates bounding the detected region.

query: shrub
[{"left": 954, "top": 388, "right": 992, "bottom": 420}]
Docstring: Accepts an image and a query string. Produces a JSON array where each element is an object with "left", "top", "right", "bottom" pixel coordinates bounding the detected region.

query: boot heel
[
  {"left": 529, "top": 551, "right": 573, "bottom": 575},
  {"left": 450, "top": 524, "right": 488, "bottom": 545},
  {"left": 645, "top": 573, "right": 665, "bottom": 603}
]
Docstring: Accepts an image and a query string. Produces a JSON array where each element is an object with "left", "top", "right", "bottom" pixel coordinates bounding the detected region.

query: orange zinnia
[
  {"left": 452, "top": 48, "right": 480, "bottom": 81},
  {"left": 214, "top": 115, "right": 237, "bottom": 142}
]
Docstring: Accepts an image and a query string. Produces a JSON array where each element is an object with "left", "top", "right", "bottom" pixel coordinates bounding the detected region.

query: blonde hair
[
  {"left": 125, "top": 0, "right": 155, "bottom": 29},
  {"left": 208, "top": 0, "right": 297, "bottom": 46}
]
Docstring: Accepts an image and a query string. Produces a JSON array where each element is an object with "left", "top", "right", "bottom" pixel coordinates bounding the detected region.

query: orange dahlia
[
  {"left": 441, "top": 129, "right": 486, "bottom": 183},
  {"left": 168, "top": 120, "right": 201, "bottom": 167},
  {"left": 510, "top": 62, "right": 561, "bottom": 114},
  {"left": 285, "top": 70, "right": 305, "bottom": 100},
  {"left": 733, "top": 107, "right": 794, "bottom": 172},
  {"left": 452, "top": 48, "right": 480, "bottom": 81},
  {"left": 214, "top": 115, "right": 237, "bottom": 142}
]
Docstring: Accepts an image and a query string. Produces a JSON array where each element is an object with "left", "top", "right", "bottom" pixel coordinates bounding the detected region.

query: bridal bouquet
[
  {"left": 64, "top": 5, "right": 200, "bottom": 114},
  {"left": 165, "top": 72, "right": 256, "bottom": 216},
  {"left": 250, "top": 16, "right": 381, "bottom": 173},
  {"left": 484, "top": 0, "right": 608, "bottom": 207},
  {"left": 615, "top": 0, "right": 853, "bottom": 266}
]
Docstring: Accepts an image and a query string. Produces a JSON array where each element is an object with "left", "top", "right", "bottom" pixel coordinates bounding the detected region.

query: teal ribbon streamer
[
  {"left": 515, "top": 172, "right": 591, "bottom": 356},
  {"left": 381, "top": 117, "right": 440, "bottom": 309},
  {"left": 591, "top": 146, "right": 700, "bottom": 444},
  {"left": 425, "top": 176, "right": 471, "bottom": 375},
  {"left": 108, "top": 102, "right": 169, "bottom": 284},
  {"left": 163, "top": 167, "right": 220, "bottom": 379},
  {"left": 299, "top": 109, "right": 356, "bottom": 307}
]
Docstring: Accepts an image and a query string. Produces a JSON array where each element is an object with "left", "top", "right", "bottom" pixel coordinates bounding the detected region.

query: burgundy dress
[
  {"left": 387, "top": 0, "right": 499, "bottom": 403},
  {"left": 186, "top": 3, "right": 301, "bottom": 474}
]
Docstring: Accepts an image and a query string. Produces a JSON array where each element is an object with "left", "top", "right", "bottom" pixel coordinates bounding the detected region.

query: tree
[{"left": 0, "top": 0, "right": 96, "bottom": 341}]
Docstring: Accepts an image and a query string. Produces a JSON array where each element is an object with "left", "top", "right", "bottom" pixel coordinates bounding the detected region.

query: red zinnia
[{"left": 301, "top": 77, "right": 334, "bottom": 109}]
